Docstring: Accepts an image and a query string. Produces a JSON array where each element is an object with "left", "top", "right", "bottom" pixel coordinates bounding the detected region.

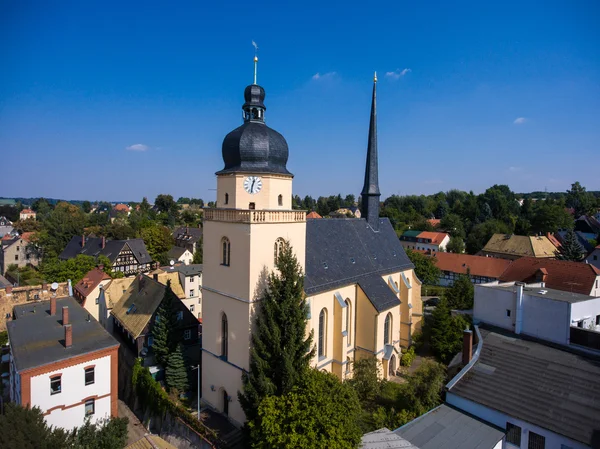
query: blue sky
[{"left": 1, "top": 0, "right": 598, "bottom": 202}]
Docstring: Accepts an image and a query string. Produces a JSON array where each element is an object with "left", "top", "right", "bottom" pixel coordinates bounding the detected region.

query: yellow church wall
[
  {"left": 217, "top": 174, "right": 293, "bottom": 210},
  {"left": 355, "top": 287, "right": 377, "bottom": 356}
]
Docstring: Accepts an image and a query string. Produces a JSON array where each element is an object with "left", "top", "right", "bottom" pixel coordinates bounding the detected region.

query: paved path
[{"left": 118, "top": 399, "right": 147, "bottom": 445}]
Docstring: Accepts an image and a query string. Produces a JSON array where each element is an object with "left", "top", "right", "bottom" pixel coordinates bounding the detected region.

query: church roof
[{"left": 305, "top": 217, "right": 413, "bottom": 311}]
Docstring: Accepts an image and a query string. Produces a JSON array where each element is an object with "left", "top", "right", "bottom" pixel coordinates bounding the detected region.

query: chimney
[
  {"left": 462, "top": 328, "right": 473, "bottom": 365},
  {"left": 42, "top": 282, "right": 47, "bottom": 291},
  {"left": 98, "top": 264, "right": 104, "bottom": 271},
  {"left": 64, "top": 324, "right": 72, "bottom": 348},
  {"left": 6, "top": 285, "right": 12, "bottom": 294},
  {"left": 82, "top": 235, "right": 85, "bottom": 248},
  {"left": 50, "top": 297, "right": 57, "bottom": 315},
  {"left": 62, "top": 306, "right": 69, "bottom": 325},
  {"left": 101, "top": 236, "right": 106, "bottom": 249}
]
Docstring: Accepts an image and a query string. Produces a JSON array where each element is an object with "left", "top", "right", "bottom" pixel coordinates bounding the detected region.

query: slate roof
[
  {"left": 305, "top": 218, "right": 413, "bottom": 311},
  {"left": 173, "top": 226, "right": 203, "bottom": 243},
  {"left": 481, "top": 234, "right": 557, "bottom": 258},
  {"left": 7, "top": 297, "right": 119, "bottom": 372},
  {"left": 395, "top": 404, "right": 504, "bottom": 449},
  {"left": 59, "top": 236, "right": 151, "bottom": 264},
  {"left": 358, "top": 275, "right": 401, "bottom": 312},
  {"left": 125, "top": 434, "right": 178, "bottom": 449},
  {"left": 575, "top": 215, "right": 600, "bottom": 235},
  {"left": 423, "top": 251, "right": 512, "bottom": 279},
  {"left": 448, "top": 328, "right": 600, "bottom": 446},
  {"left": 167, "top": 246, "right": 188, "bottom": 260},
  {"left": 498, "top": 256, "right": 600, "bottom": 295},
  {"left": 161, "top": 264, "right": 203, "bottom": 277},
  {"left": 0, "top": 216, "right": 12, "bottom": 226},
  {"left": 360, "top": 428, "right": 418, "bottom": 449}
]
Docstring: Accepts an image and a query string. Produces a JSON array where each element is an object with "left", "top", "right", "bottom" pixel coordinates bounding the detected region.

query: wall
[
  {"left": 1, "top": 238, "right": 40, "bottom": 274},
  {"left": 585, "top": 249, "right": 600, "bottom": 270},
  {"left": 570, "top": 297, "right": 600, "bottom": 330},
  {"left": 81, "top": 279, "right": 111, "bottom": 322},
  {"left": 217, "top": 174, "right": 293, "bottom": 210},
  {"left": 521, "top": 294, "right": 570, "bottom": 345}
]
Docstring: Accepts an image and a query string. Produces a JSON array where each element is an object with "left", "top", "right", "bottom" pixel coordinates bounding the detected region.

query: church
[{"left": 201, "top": 61, "right": 423, "bottom": 427}]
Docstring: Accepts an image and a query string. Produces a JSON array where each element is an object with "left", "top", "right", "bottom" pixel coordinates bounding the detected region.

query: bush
[{"left": 401, "top": 347, "right": 416, "bottom": 367}]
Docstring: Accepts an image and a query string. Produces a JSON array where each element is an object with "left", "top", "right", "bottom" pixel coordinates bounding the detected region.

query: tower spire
[
  {"left": 361, "top": 75, "right": 381, "bottom": 230},
  {"left": 252, "top": 40, "right": 259, "bottom": 84}
]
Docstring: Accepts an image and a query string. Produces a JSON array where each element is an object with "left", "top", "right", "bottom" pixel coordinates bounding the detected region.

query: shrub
[{"left": 401, "top": 346, "right": 416, "bottom": 367}]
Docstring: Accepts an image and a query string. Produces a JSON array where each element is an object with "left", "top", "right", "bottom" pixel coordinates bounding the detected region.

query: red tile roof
[
  {"left": 74, "top": 267, "right": 111, "bottom": 299},
  {"left": 307, "top": 211, "right": 322, "bottom": 219},
  {"left": 20, "top": 208, "right": 35, "bottom": 214},
  {"left": 499, "top": 257, "right": 600, "bottom": 295},
  {"left": 427, "top": 219, "right": 441, "bottom": 228},
  {"left": 546, "top": 233, "right": 562, "bottom": 249},
  {"left": 426, "top": 251, "right": 512, "bottom": 279},
  {"left": 113, "top": 203, "right": 130, "bottom": 212},
  {"left": 417, "top": 231, "right": 449, "bottom": 245},
  {"left": 20, "top": 232, "right": 35, "bottom": 242}
]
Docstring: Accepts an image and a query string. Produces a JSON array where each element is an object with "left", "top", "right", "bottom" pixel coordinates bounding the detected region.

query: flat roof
[
  {"left": 395, "top": 404, "right": 504, "bottom": 449},
  {"left": 482, "top": 283, "right": 597, "bottom": 304},
  {"left": 7, "top": 297, "right": 119, "bottom": 372}
]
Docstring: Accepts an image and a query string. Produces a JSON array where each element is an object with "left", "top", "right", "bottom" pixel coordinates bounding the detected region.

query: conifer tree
[
  {"left": 151, "top": 281, "right": 179, "bottom": 367},
  {"left": 555, "top": 229, "right": 585, "bottom": 261},
  {"left": 239, "top": 240, "right": 315, "bottom": 424},
  {"left": 429, "top": 298, "right": 454, "bottom": 363},
  {"left": 166, "top": 343, "right": 189, "bottom": 393}
]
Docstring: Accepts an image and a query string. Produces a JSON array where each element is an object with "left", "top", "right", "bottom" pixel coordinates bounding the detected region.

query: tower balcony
[{"left": 204, "top": 208, "right": 306, "bottom": 224}]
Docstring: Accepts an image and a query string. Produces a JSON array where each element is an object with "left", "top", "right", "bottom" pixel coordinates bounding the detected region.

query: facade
[
  {"left": 97, "top": 277, "right": 135, "bottom": 332},
  {"left": 173, "top": 226, "right": 203, "bottom": 254},
  {"left": 167, "top": 246, "right": 193, "bottom": 265},
  {"left": 0, "top": 216, "right": 14, "bottom": 238},
  {"left": 479, "top": 234, "right": 557, "bottom": 260},
  {"left": 73, "top": 267, "right": 112, "bottom": 321},
  {"left": 586, "top": 245, "right": 600, "bottom": 269},
  {"left": 0, "top": 232, "right": 40, "bottom": 274},
  {"left": 420, "top": 250, "right": 512, "bottom": 286},
  {"left": 7, "top": 296, "right": 119, "bottom": 430},
  {"left": 159, "top": 264, "right": 203, "bottom": 318},
  {"left": 19, "top": 208, "right": 36, "bottom": 221},
  {"left": 399, "top": 231, "right": 450, "bottom": 253},
  {"left": 60, "top": 236, "right": 151, "bottom": 275},
  {"left": 201, "top": 72, "right": 422, "bottom": 427}
]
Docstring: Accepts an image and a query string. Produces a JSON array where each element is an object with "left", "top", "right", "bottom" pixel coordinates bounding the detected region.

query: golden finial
[{"left": 374, "top": 71, "right": 377, "bottom": 83}]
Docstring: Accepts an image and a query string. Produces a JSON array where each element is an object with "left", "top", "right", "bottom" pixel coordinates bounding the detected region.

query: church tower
[
  {"left": 201, "top": 57, "right": 307, "bottom": 426},
  {"left": 361, "top": 73, "right": 381, "bottom": 230}
]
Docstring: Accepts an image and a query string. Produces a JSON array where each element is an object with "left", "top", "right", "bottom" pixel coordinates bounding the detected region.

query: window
[
  {"left": 85, "top": 399, "right": 95, "bottom": 416},
  {"left": 596, "top": 315, "right": 600, "bottom": 326},
  {"left": 221, "top": 237, "right": 231, "bottom": 266},
  {"left": 177, "top": 311, "right": 183, "bottom": 321},
  {"left": 14, "top": 255, "right": 18, "bottom": 261},
  {"left": 506, "top": 309, "right": 511, "bottom": 317},
  {"left": 148, "top": 336, "right": 154, "bottom": 347},
  {"left": 528, "top": 431, "right": 545, "bottom": 449},
  {"left": 345, "top": 357, "right": 351, "bottom": 374},
  {"left": 189, "top": 276, "right": 195, "bottom": 283},
  {"left": 594, "top": 255, "right": 597, "bottom": 260},
  {"left": 190, "top": 304, "right": 195, "bottom": 313},
  {"left": 224, "top": 193, "right": 229, "bottom": 205},
  {"left": 278, "top": 194, "right": 283, "bottom": 206},
  {"left": 85, "top": 367, "right": 95, "bottom": 385},
  {"left": 190, "top": 289, "right": 195, "bottom": 297},
  {"left": 506, "top": 422, "right": 521, "bottom": 446},
  {"left": 384, "top": 313, "right": 392, "bottom": 345},
  {"left": 345, "top": 299, "right": 352, "bottom": 347},
  {"left": 274, "top": 238, "right": 285, "bottom": 264},
  {"left": 318, "top": 308, "right": 327, "bottom": 358},
  {"left": 249, "top": 202, "right": 255, "bottom": 210},
  {"left": 96, "top": 296, "right": 100, "bottom": 305},
  {"left": 16, "top": 246, "right": 20, "bottom": 251},
  {"left": 184, "top": 329, "right": 191, "bottom": 340},
  {"left": 221, "top": 313, "right": 228, "bottom": 360},
  {"left": 50, "top": 375, "right": 61, "bottom": 395}
]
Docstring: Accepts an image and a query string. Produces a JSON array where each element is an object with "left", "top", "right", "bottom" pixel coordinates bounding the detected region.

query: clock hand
[{"left": 251, "top": 179, "right": 255, "bottom": 191}]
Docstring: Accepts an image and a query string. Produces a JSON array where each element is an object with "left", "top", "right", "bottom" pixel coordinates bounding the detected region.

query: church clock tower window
[
  {"left": 221, "top": 237, "right": 231, "bottom": 266},
  {"left": 221, "top": 313, "right": 228, "bottom": 360}
]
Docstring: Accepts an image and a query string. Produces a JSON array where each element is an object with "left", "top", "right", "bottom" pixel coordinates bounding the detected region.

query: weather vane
[{"left": 252, "top": 40, "right": 259, "bottom": 84}]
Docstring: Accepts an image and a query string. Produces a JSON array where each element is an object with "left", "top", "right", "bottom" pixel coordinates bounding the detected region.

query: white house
[
  {"left": 167, "top": 246, "right": 193, "bottom": 265},
  {"left": 161, "top": 263, "right": 202, "bottom": 318},
  {"left": 585, "top": 245, "right": 600, "bottom": 270},
  {"left": 399, "top": 231, "right": 450, "bottom": 253},
  {"left": 7, "top": 296, "right": 119, "bottom": 429},
  {"left": 73, "top": 267, "right": 112, "bottom": 322}
]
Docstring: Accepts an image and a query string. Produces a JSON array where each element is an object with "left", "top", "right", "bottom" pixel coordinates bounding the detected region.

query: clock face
[{"left": 243, "top": 176, "right": 263, "bottom": 194}]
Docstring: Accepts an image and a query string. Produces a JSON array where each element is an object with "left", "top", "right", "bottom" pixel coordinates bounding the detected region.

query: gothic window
[
  {"left": 221, "top": 313, "right": 228, "bottom": 360},
  {"left": 221, "top": 237, "right": 230, "bottom": 266},
  {"left": 278, "top": 194, "right": 283, "bottom": 206},
  {"left": 345, "top": 299, "right": 352, "bottom": 346},
  {"left": 318, "top": 308, "right": 327, "bottom": 358},
  {"left": 274, "top": 238, "right": 285, "bottom": 264},
  {"left": 384, "top": 313, "right": 392, "bottom": 346},
  {"left": 225, "top": 193, "right": 229, "bottom": 205}
]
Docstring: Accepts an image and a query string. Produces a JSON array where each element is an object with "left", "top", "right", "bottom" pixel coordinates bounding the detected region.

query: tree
[
  {"left": 439, "top": 213, "right": 465, "bottom": 239},
  {"left": 429, "top": 298, "right": 469, "bottom": 364},
  {"left": 70, "top": 416, "right": 129, "bottom": 449},
  {"left": 249, "top": 369, "right": 362, "bottom": 449},
  {"left": 530, "top": 201, "right": 573, "bottom": 234},
  {"left": 36, "top": 202, "right": 86, "bottom": 258},
  {"left": 239, "top": 240, "right": 315, "bottom": 426},
  {"left": 151, "top": 282, "right": 180, "bottom": 366},
  {"left": 465, "top": 220, "right": 510, "bottom": 254},
  {"left": 402, "top": 360, "right": 446, "bottom": 416},
  {"left": 346, "top": 357, "right": 381, "bottom": 403},
  {"left": 555, "top": 229, "right": 585, "bottom": 261},
  {"left": 166, "top": 343, "right": 189, "bottom": 393},
  {"left": 446, "top": 236, "right": 465, "bottom": 253},
  {"left": 39, "top": 254, "right": 114, "bottom": 284},
  {"left": 141, "top": 224, "right": 174, "bottom": 262},
  {"left": 566, "top": 181, "right": 595, "bottom": 217},
  {"left": 192, "top": 238, "right": 203, "bottom": 264},
  {"left": 404, "top": 249, "right": 441, "bottom": 285},
  {"left": 445, "top": 273, "right": 474, "bottom": 310},
  {"left": 81, "top": 201, "right": 92, "bottom": 213}
]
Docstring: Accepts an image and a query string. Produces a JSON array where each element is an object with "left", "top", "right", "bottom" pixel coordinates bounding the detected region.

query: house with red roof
[
  {"left": 399, "top": 230, "right": 450, "bottom": 253},
  {"left": 0, "top": 232, "right": 39, "bottom": 274},
  {"left": 424, "top": 251, "right": 513, "bottom": 287},
  {"left": 19, "top": 208, "right": 36, "bottom": 221},
  {"left": 73, "top": 267, "right": 112, "bottom": 321},
  {"left": 306, "top": 211, "right": 322, "bottom": 219}
]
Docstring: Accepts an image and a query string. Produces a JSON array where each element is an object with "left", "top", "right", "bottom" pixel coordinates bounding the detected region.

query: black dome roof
[{"left": 217, "top": 84, "right": 292, "bottom": 176}]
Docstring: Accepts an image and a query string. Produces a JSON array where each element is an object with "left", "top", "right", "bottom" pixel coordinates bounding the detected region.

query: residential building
[
  {"left": 426, "top": 218, "right": 441, "bottom": 229},
  {"left": 7, "top": 296, "right": 119, "bottom": 429},
  {"left": 498, "top": 256, "right": 600, "bottom": 297},
  {"left": 72, "top": 267, "right": 112, "bottom": 322},
  {"left": 167, "top": 246, "right": 193, "bottom": 265},
  {"left": 109, "top": 204, "right": 131, "bottom": 222},
  {"left": 19, "top": 208, "right": 36, "bottom": 221},
  {"left": 399, "top": 230, "right": 450, "bottom": 253},
  {"left": 0, "top": 216, "right": 13, "bottom": 238},
  {"left": 111, "top": 274, "right": 198, "bottom": 357},
  {"left": 421, "top": 251, "right": 512, "bottom": 286},
  {"left": 59, "top": 236, "right": 151, "bottom": 275},
  {"left": 330, "top": 206, "right": 361, "bottom": 218},
  {"left": 575, "top": 215, "right": 600, "bottom": 235},
  {"left": 97, "top": 277, "right": 135, "bottom": 333},
  {"left": 306, "top": 211, "right": 322, "bottom": 219},
  {"left": 159, "top": 264, "right": 203, "bottom": 318},
  {"left": 446, "top": 325, "right": 600, "bottom": 449},
  {"left": 479, "top": 234, "right": 557, "bottom": 260},
  {"left": 0, "top": 232, "right": 39, "bottom": 274},
  {"left": 474, "top": 281, "right": 600, "bottom": 346},
  {"left": 586, "top": 245, "right": 600, "bottom": 270},
  {"left": 201, "top": 73, "right": 422, "bottom": 426},
  {"left": 173, "top": 226, "right": 203, "bottom": 254}
]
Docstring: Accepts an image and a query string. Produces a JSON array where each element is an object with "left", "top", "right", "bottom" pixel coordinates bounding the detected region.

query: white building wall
[
  {"left": 181, "top": 272, "right": 202, "bottom": 318},
  {"left": 571, "top": 297, "right": 600, "bottom": 331},
  {"left": 447, "top": 392, "right": 589, "bottom": 449},
  {"left": 29, "top": 354, "right": 112, "bottom": 429},
  {"left": 474, "top": 285, "right": 517, "bottom": 331},
  {"left": 521, "top": 294, "right": 570, "bottom": 345}
]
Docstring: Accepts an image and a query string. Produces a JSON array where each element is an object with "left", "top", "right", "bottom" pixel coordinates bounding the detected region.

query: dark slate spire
[{"left": 361, "top": 73, "right": 381, "bottom": 230}]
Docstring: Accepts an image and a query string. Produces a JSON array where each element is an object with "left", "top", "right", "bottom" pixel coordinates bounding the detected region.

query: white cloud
[
  {"left": 513, "top": 117, "right": 527, "bottom": 125},
  {"left": 509, "top": 166, "right": 522, "bottom": 172},
  {"left": 312, "top": 71, "right": 336, "bottom": 80},
  {"left": 385, "top": 68, "right": 411, "bottom": 80},
  {"left": 126, "top": 143, "right": 149, "bottom": 152}
]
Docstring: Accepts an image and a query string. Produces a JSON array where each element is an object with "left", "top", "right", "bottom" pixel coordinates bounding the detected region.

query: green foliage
[
  {"left": 141, "top": 224, "right": 174, "bottom": 262},
  {"left": 151, "top": 282, "right": 181, "bottom": 366},
  {"left": 555, "top": 229, "right": 585, "bottom": 261},
  {"left": 346, "top": 357, "right": 381, "bottom": 403},
  {"left": 70, "top": 416, "right": 129, "bottom": 449},
  {"left": 166, "top": 343, "right": 189, "bottom": 393},
  {"left": 249, "top": 369, "right": 362, "bottom": 449},
  {"left": 566, "top": 181, "right": 595, "bottom": 217},
  {"left": 36, "top": 202, "right": 86, "bottom": 258},
  {"left": 400, "top": 346, "right": 416, "bottom": 367},
  {"left": 192, "top": 243, "right": 203, "bottom": 264},
  {"left": 405, "top": 249, "right": 441, "bottom": 285},
  {"left": 446, "top": 236, "right": 465, "bottom": 253},
  {"left": 6, "top": 265, "right": 45, "bottom": 286},
  {"left": 402, "top": 360, "right": 446, "bottom": 416},
  {"left": 465, "top": 219, "right": 510, "bottom": 254},
  {"left": 239, "top": 240, "right": 315, "bottom": 429},
  {"left": 429, "top": 298, "right": 471, "bottom": 363},
  {"left": 39, "top": 254, "right": 118, "bottom": 284},
  {"left": 0, "top": 330, "right": 7, "bottom": 347},
  {"left": 445, "top": 273, "right": 474, "bottom": 309}
]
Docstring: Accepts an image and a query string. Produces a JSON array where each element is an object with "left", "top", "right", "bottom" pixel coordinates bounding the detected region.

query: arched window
[
  {"left": 345, "top": 299, "right": 352, "bottom": 347},
  {"left": 346, "top": 356, "right": 351, "bottom": 374},
  {"left": 221, "top": 237, "right": 230, "bottom": 266},
  {"left": 224, "top": 193, "right": 229, "bottom": 205},
  {"left": 222, "top": 389, "right": 229, "bottom": 416},
  {"left": 274, "top": 238, "right": 285, "bottom": 264},
  {"left": 384, "top": 313, "right": 392, "bottom": 346},
  {"left": 221, "top": 313, "right": 228, "bottom": 360},
  {"left": 278, "top": 194, "right": 283, "bottom": 206},
  {"left": 318, "top": 308, "right": 327, "bottom": 358}
]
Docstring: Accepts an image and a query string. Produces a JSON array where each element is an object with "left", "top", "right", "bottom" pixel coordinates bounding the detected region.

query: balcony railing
[{"left": 204, "top": 208, "right": 306, "bottom": 223}]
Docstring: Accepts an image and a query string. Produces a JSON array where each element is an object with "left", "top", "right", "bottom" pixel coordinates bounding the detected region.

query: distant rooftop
[
  {"left": 160, "top": 264, "right": 203, "bottom": 276},
  {"left": 7, "top": 297, "right": 119, "bottom": 372},
  {"left": 360, "top": 428, "right": 418, "bottom": 449},
  {"left": 481, "top": 282, "right": 597, "bottom": 304}
]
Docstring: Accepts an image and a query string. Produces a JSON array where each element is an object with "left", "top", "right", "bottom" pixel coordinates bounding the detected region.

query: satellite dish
[
  {"left": 51, "top": 282, "right": 59, "bottom": 291},
  {"left": 170, "top": 260, "right": 175, "bottom": 266}
]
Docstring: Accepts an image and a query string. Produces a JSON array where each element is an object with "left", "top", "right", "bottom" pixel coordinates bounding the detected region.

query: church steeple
[{"left": 361, "top": 73, "right": 381, "bottom": 230}]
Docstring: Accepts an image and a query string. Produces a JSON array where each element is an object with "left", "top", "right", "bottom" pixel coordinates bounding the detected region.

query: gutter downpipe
[{"left": 445, "top": 325, "right": 484, "bottom": 391}]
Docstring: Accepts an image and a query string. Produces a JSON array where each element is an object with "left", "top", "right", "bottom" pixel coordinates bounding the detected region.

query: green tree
[
  {"left": 402, "top": 360, "right": 446, "bottom": 416},
  {"left": 346, "top": 357, "right": 381, "bottom": 403},
  {"left": 81, "top": 201, "right": 92, "bottom": 213},
  {"left": 404, "top": 249, "right": 441, "bottom": 285},
  {"left": 70, "top": 416, "right": 129, "bottom": 449},
  {"left": 239, "top": 240, "right": 315, "bottom": 427},
  {"left": 151, "top": 282, "right": 180, "bottom": 366},
  {"left": 0, "top": 403, "right": 70, "bottom": 449},
  {"left": 429, "top": 298, "right": 468, "bottom": 364},
  {"left": 166, "top": 343, "right": 189, "bottom": 393},
  {"left": 446, "top": 236, "right": 465, "bottom": 253},
  {"left": 141, "top": 224, "right": 174, "bottom": 262},
  {"left": 530, "top": 201, "right": 573, "bottom": 234},
  {"left": 566, "top": 181, "right": 595, "bottom": 217},
  {"left": 445, "top": 273, "right": 474, "bottom": 310},
  {"left": 439, "top": 213, "right": 465, "bottom": 239},
  {"left": 555, "top": 229, "right": 585, "bottom": 261},
  {"left": 192, "top": 239, "right": 203, "bottom": 264},
  {"left": 36, "top": 202, "right": 87, "bottom": 258},
  {"left": 465, "top": 219, "right": 510, "bottom": 254},
  {"left": 249, "top": 369, "right": 362, "bottom": 449}
]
